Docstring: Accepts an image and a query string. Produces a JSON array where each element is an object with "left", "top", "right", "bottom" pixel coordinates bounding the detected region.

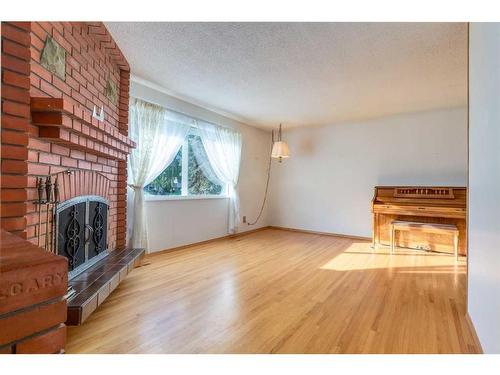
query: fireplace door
[{"left": 56, "top": 195, "right": 109, "bottom": 278}]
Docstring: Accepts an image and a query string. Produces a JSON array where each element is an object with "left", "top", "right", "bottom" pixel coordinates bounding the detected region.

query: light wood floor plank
[{"left": 66, "top": 229, "right": 480, "bottom": 354}]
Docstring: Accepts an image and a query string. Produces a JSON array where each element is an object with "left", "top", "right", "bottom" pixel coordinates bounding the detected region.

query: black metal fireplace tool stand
[{"left": 34, "top": 175, "right": 76, "bottom": 300}]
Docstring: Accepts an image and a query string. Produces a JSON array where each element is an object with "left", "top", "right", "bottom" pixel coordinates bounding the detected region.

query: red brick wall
[
  {"left": 1, "top": 22, "right": 130, "bottom": 250},
  {"left": 1, "top": 22, "right": 31, "bottom": 238}
]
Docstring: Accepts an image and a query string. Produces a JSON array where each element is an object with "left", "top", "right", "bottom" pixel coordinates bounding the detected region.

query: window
[
  {"left": 144, "top": 148, "right": 182, "bottom": 196},
  {"left": 145, "top": 131, "right": 225, "bottom": 197}
]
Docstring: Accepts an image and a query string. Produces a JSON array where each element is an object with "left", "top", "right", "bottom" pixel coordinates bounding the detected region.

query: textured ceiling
[{"left": 106, "top": 22, "right": 467, "bottom": 129}]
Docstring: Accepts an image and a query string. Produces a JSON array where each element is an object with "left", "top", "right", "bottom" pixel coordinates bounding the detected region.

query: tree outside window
[{"left": 145, "top": 133, "right": 224, "bottom": 196}]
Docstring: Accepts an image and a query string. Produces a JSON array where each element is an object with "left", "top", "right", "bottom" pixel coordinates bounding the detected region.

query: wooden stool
[{"left": 390, "top": 221, "right": 459, "bottom": 260}]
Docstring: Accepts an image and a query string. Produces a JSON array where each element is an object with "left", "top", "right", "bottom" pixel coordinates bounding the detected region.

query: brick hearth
[{"left": 0, "top": 229, "right": 68, "bottom": 353}]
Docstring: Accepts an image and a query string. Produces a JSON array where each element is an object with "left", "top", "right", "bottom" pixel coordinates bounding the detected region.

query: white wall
[
  {"left": 269, "top": 108, "right": 467, "bottom": 237},
  {"left": 131, "top": 79, "right": 270, "bottom": 252},
  {"left": 468, "top": 23, "right": 500, "bottom": 353}
]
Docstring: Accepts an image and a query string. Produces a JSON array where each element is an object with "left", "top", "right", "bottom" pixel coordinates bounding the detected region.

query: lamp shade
[{"left": 271, "top": 141, "right": 290, "bottom": 159}]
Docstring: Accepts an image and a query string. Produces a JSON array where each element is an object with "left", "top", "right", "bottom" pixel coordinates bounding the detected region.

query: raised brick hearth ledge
[{"left": 0, "top": 229, "right": 68, "bottom": 354}]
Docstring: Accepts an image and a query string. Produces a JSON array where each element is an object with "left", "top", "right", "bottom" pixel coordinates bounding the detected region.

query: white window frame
[
  {"left": 145, "top": 194, "right": 228, "bottom": 202},
  {"left": 145, "top": 129, "right": 228, "bottom": 201}
]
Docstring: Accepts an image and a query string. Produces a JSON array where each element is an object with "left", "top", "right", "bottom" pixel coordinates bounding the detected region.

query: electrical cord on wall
[{"left": 247, "top": 139, "right": 273, "bottom": 226}]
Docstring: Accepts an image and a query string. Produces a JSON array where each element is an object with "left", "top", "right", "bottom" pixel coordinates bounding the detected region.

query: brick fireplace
[
  {"left": 2, "top": 21, "right": 132, "bottom": 246},
  {"left": 1, "top": 21, "right": 136, "bottom": 353}
]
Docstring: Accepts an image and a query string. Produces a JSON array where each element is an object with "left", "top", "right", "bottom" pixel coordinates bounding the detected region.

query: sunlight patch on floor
[{"left": 320, "top": 241, "right": 463, "bottom": 271}]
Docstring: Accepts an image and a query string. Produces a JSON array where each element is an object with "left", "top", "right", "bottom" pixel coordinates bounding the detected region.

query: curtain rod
[{"left": 131, "top": 96, "right": 236, "bottom": 132}]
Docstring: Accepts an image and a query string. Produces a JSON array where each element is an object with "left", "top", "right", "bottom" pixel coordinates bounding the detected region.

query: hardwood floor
[{"left": 66, "top": 228, "right": 480, "bottom": 354}]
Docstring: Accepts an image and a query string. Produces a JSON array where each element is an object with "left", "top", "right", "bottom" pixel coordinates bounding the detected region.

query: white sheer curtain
[
  {"left": 197, "top": 120, "right": 242, "bottom": 234},
  {"left": 127, "top": 98, "right": 190, "bottom": 250},
  {"left": 189, "top": 133, "right": 223, "bottom": 187}
]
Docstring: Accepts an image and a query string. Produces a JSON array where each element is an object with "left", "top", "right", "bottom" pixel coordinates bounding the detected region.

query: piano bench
[{"left": 390, "top": 221, "right": 459, "bottom": 260}]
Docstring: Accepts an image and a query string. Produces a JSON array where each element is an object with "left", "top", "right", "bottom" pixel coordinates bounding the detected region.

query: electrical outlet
[{"left": 242, "top": 216, "right": 247, "bottom": 223}]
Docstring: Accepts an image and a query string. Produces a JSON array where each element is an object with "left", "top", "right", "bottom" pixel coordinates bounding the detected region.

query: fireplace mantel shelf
[{"left": 31, "top": 97, "right": 135, "bottom": 161}]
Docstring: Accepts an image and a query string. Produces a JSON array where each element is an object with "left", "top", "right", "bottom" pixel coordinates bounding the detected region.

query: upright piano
[{"left": 371, "top": 186, "right": 467, "bottom": 255}]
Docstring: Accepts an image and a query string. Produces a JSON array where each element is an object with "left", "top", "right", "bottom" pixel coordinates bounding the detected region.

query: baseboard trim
[
  {"left": 148, "top": 225, "right": 370, "bottom": 257},
  {"left": 147, "top": 226, "right": 270, "bottom": 257},
  {"left": 268, "top": 226, "right": 371, "bottom": 241},
  {"left": 465, "top": 312, "right": 484, "bottom": 354}
]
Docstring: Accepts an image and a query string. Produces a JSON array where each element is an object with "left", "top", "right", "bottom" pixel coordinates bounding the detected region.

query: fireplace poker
[
  {"left": 36, "top": 177, "right": 45, "bottom": 247},
  {"left": 52, "top": 177, "right": 60, "bottom": 254},
  {"left": 45, "top": 176, "right": 52, "bottom": 252}
]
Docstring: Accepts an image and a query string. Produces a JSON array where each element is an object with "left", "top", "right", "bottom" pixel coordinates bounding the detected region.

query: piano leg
[
  {"left": 390, "top": 224, "right": 395, "bottom": 254},
  {"left": 372, "top": 213, "right": 377, "bottom": 250},
  {"left": 454, "top": 232, "right": 459, "bottom": 261}
]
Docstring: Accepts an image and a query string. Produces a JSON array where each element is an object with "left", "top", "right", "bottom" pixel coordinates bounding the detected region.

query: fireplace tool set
[
  {"left": 35, "top": 175, "right": 60, "bottom": 253},
  {"left": 35, "top": 175, "right": 77, "bottom": 300}
]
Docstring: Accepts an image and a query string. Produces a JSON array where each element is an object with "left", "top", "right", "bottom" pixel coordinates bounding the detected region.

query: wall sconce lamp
[{"left": 271, "top": 124, "right": 290, "bottom": 162}]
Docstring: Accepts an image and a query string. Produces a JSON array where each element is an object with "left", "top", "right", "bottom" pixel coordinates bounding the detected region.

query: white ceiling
[{"left": 106, "top": 22, "right": 467, "bottom": 129}]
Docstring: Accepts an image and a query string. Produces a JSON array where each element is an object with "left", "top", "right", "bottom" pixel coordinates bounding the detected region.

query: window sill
[{"left": 145, "top": 194, "right": 229, "bottom": 202}]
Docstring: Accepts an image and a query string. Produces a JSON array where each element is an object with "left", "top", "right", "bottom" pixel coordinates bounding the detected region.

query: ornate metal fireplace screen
[{"left": 56, "top": 195, "right": 109, "bottom": 279}]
